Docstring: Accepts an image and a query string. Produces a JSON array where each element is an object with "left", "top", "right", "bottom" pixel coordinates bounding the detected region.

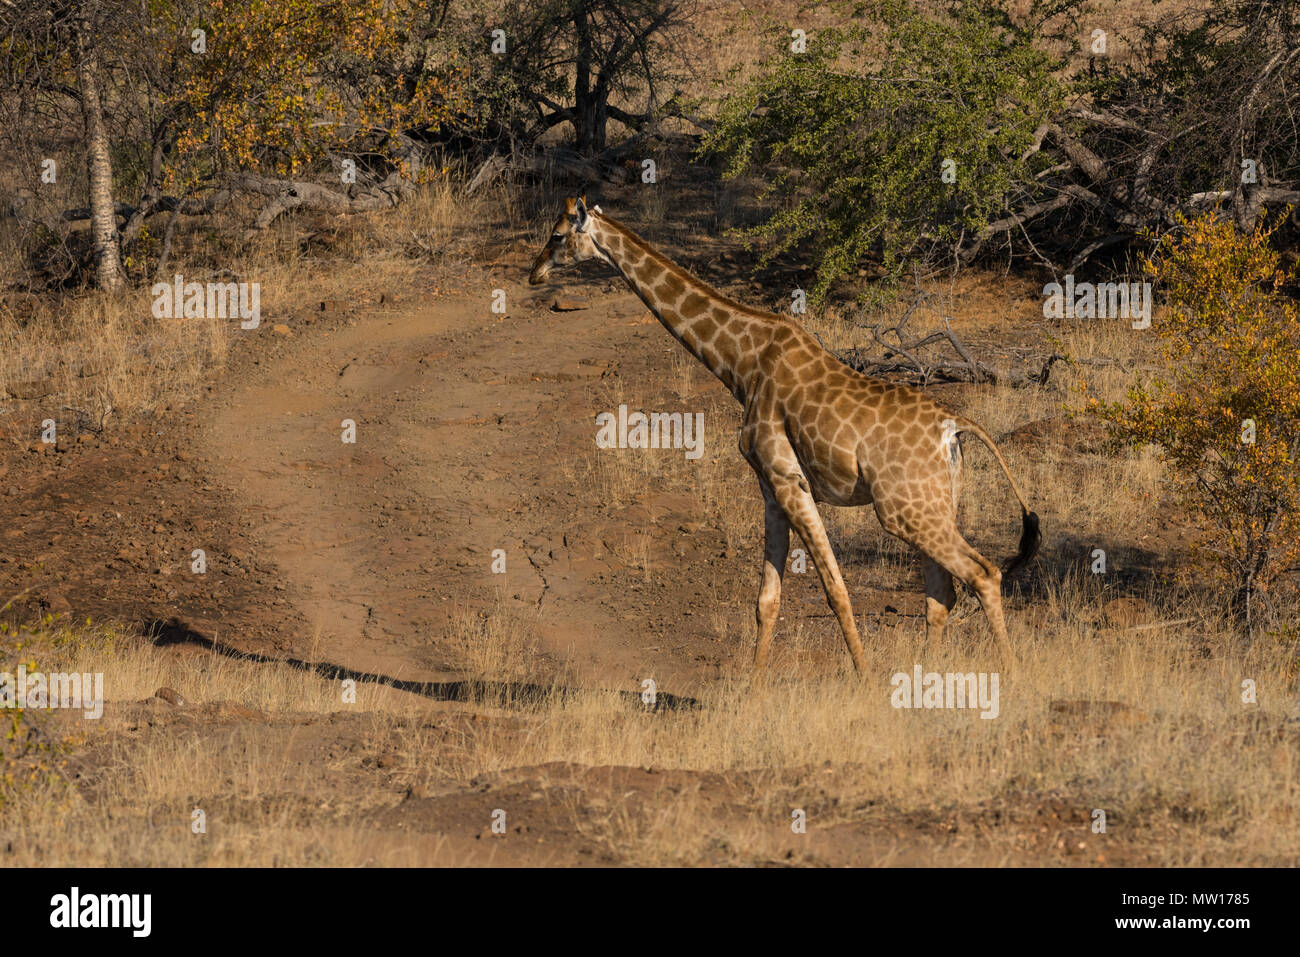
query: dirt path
[{"left": 196, "top": 275, "right": 745, "bottom": 690}]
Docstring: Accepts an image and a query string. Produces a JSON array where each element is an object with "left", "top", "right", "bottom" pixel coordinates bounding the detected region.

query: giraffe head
[{"left": 529, "top": 195, "right": 604, "bottom": 284}]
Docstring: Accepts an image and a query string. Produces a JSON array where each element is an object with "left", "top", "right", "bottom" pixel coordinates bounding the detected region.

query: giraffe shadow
[
  {"left": 829, "top": 524, "right": 1178, "bottom": 611},
  {"left": 1001, "top": 531, "right": 1177, "bottom": 604},
  {"left": 140, "top": 617, "right": 701, "bottom": 713}
]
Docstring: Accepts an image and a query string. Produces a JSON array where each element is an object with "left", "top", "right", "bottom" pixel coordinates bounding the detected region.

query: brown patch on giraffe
[
  {"left": 784, "top": 346, "right": 814, "bottom": 369},
  {"left": 830, "top": 420, "right": 859, "bottom": 447},
  {"left": 680, "top": 293, "right": 708, "bottom": 318},
  {"left": 771, "top": 326, "right": 797, "bottom": 348},
  {"left": 830, "top": 394, "right": 859, "bottom": 420},
  {"left": 657, "top": 273, "right": 687, "bottom": 301},
  {"left": 712, "top": 336, "right": 740, "bottom": 368},
  {"left": 631, "top": 258, "right": 660, "bottom": 284},
  {"left": 895, "top": 403, "right": 922, "bottom": 424},
  {"left": 692, "top": 313, "right": 718, "bottom": 341}
]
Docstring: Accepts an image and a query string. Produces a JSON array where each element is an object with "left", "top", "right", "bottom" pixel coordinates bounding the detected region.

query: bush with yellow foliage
[{"left": 1097, "top": 213, "right": 1300, "bottom": 625}]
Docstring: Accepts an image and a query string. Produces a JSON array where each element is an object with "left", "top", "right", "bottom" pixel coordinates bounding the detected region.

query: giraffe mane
[{"left": 592, "top": 211, "right": 801, "bottom": 328}]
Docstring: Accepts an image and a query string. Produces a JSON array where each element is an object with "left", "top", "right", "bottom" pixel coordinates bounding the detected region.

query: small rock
[
  {"left": 272, "top": 324, "right": 292, "bottom": 336},
  {"left": 154, "top": 687, "right": 187, "bottom": 708},
  {"left": 551, "top": 297, "right": 589, "bottom": 312}
]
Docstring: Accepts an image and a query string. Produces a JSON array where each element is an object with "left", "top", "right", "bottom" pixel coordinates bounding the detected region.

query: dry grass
[
  {"left": 576, "top": 374, "right": 759, "bottom": 550},
  {"left": 0, "top": 289, "right": 229, "bottom": 430},
  {"left": 3, "top": 566, "right": 1297, "bottom": 866},
  {"left": 0, "top": 173, "right": 490, "bottom": 429}
]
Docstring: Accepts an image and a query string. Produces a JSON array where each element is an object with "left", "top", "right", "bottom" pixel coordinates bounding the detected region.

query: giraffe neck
[{"left": 587, "top": 214, "right": 780, "bottom": 404}]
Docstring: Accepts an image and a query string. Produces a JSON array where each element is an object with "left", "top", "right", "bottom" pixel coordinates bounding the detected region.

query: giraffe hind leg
[
  {"left": 879, "top": 502, "right": 1012, "bottom": 668},
  {"left": 928, "top": 533, "right": 1012, "bottom": 668},
  {"left": 923, "top": 455, "right": 960, "bottom": 645},
  {"left": 922, "top": 556, "right": 957, "bottom": 644}
]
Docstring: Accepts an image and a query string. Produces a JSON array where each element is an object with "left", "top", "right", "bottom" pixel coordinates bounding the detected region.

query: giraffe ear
[{"left": 573, "top": 197, "right": 590, "bottom": 232}]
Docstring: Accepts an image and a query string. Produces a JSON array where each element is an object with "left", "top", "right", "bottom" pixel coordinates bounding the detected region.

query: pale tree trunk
[{"left": 75, "top": 13, "right": 124, "bottom": 292}]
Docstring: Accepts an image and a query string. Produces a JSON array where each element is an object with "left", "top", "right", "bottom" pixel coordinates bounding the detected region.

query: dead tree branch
[{"left": 838, "top": 292, "right": 1067, "bottom": 388}]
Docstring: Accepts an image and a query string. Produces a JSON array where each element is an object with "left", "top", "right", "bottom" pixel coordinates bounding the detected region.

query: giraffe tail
[
  {"left": 954, "top": 419, "right": 1041, "bottom": 577},
  {"left": 1005, "top": 507, "right": 1042, "bottom": 578}
]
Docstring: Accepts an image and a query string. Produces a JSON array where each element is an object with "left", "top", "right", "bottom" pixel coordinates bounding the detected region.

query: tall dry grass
[
  {"left": 2, "top": 564, "right": 1296, "bottom": 867},
  {"left": 0, "top": 172, "right": 493, "bottom": 429}
]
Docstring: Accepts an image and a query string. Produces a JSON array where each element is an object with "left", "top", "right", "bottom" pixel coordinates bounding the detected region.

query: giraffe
[{"left": 529, "top": 196, "right": 1040, "bottom": 673}]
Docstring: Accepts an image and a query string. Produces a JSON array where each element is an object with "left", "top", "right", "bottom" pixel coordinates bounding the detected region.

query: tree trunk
[
  {"left": 575, "top": 94, "right": 608, "bottom": 154},
  {"left": 75, "top": 16, "right": 124, "bottom": 292},
  {"left": 571, "top": 2, "right": 606, "bottom": 154}
]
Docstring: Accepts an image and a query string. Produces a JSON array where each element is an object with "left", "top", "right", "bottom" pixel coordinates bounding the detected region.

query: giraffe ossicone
[{"left": 530, "top": 196, "right": 1040, "bottom": 674}]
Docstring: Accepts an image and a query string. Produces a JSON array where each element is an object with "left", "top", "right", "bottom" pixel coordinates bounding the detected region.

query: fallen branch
[
  {"left": 839, "top": 349, "right": 1065, "bottom": 388},
  {"left": 841, "top": 293, "right": 1067, "bottom": 387},
  {"left": 233, "top": 171, "right": 414, "bottom": 239},
  {"left": 466, "top": 145, "right": 634, "bottom": 196}
]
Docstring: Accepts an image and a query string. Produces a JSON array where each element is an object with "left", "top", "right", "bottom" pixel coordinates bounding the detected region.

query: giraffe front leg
[
  {"left": 767, "top": 474, "right": 868, "bottom": 676},
  {"left": 754, "top": 481, "right": 791, "bottom": 672}
]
